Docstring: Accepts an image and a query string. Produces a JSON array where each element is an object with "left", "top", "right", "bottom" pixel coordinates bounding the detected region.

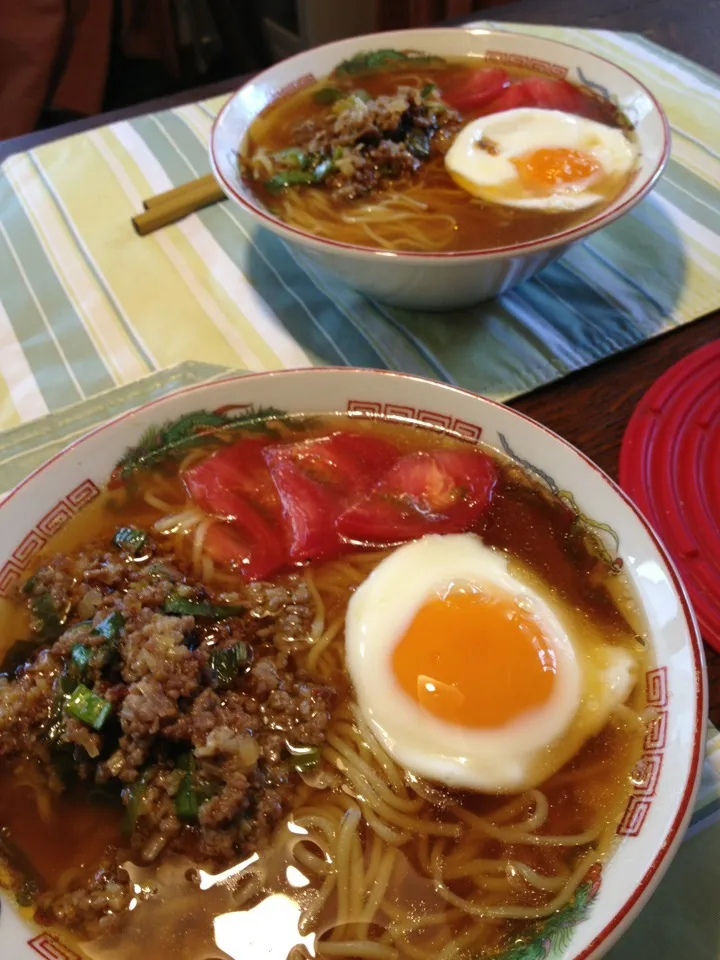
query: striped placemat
[{"left": 1, "top": 25, "right": 719, "bottom": 435}]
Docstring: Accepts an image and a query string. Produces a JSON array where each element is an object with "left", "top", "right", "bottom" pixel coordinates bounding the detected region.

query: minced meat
[
  {"left": 0, "top": 529, "right": 335, "bottom": 938},
  {"left": 245, "top": 84, "right": 461, "bottom": 201}
]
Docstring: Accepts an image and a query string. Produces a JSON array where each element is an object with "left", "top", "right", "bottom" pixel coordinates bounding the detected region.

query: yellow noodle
[{"left": 319, "top": 940, "right": 398, "bottom": 960}]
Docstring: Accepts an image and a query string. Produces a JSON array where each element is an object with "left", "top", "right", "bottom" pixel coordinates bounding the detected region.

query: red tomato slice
[
  {"left": 484, "top": 82, "right": 535, "bottom": 115},
  {"left": 520, "top": 77, "right": 595, "bottom": 116},
  {"left": 486, "top": 77, "right": 601, "bottom": 119},
  {"left": 263, "top": 432, "right": 399, "bottom": 563},
  {"left": 337, "top": 448, "right": 499, "bottom": 543},
  {"left": 442, "top": 68, "right": 511, "bottom": 113},
  {"left": 183, "top": 437, "right": 287, "bottom": 580}
]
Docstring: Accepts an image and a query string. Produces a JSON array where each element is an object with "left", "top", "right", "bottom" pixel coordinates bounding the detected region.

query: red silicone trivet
[{"left": 619, "top": 338, "right": 720, "bottom": 651}]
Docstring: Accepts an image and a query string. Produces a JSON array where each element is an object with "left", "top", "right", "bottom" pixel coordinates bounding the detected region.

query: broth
[
  {"left": 242, "top": 55, "right": 634, "bottom": 253},
  {"left": 0, "top": 415, "right": 647, "bottom": 960}
]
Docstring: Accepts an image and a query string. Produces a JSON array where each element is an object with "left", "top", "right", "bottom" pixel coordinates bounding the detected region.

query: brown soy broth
[
  {"left": 0, "top": 414, "right": 647, "bottom": 957},
  {"left": 0, "top": 766, "right": 123, "bottom": 887},
  {"left": 244, "top": 58, "right": 630, "bottom": 252}
]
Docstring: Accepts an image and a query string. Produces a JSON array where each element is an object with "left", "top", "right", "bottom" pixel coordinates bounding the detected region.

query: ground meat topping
[
  {"left": 244, "top": 83, "right": 461, "bottom": 202},
  {"left": 0, "top": 529, "right": 336, "bottom": 938}
]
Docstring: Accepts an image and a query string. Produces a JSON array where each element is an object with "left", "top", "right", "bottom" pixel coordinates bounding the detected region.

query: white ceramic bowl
[
  {"left": 0, "top": 369, "right": 706, "bottom": 960},
  {"left": 210, "top": 27, "right": 670, "bottom": 310}
]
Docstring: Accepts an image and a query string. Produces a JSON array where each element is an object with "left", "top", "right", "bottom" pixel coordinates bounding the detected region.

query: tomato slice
[
  {"left": 263, "top": 432, "right": 399, "bottom": 562},
  {"left": 183, "top": 438, "right": 287, "bottom": 580},
  {"left": 442, "top": 68, "right": 511, "bottom": 113},
  {"left": 337, "top": 448, "right": 499, "bottom": 543},
  {"left": 484, "top": 82, "right": 535, "bottom": 115},
  {"left": 486, "top": 77, "right": 600, "bottom": 119}
]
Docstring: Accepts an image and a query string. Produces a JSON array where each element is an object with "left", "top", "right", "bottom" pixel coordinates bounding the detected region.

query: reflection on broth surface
[{"left": 0, "top": 415, "right": 648, "bottom": 959}]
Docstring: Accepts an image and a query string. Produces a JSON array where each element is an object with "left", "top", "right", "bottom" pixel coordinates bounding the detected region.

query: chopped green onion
[
  {"left": 420, "top": 82, "right": 436, "bottom": 98},
  {"left": 406, "top": 128, "right": 430, "bottom": 160},
  {"left": 113, "top": 527, "right": 148, "bottom": 556},
  {"left": 313, "top": 86, "right": 344, "bottom": 105},
  {"left": 93, "top": 611, "right": 125, "bottom": 642},
  {"left": 31, "top": 592, "right": 64, "bottom": 641},
  {"left": 124, "top": 768, "right": 152, "bottom": 835},
  {"left": 286, "top": 743, "right": 320, "bottom": 772},
  {"left": 175, "top": 752, "right": 200, "bottom": 821},
  {"left": 264, "top": 169, "right": 317, "bottom": 191},
  {"left": 71, "top": 643, "right": 95, "bottom": 674},
  {"left": 264, "top": 153, "right": 335, "bottom": 192},
  {"left": 209, "top": 641, "right": 250, "bottom": 688},
  {"left": 353, "top": 88, "right": 371, "bottom": 102},
  {"left": 65, "top": 684, "right": 112, "bottom": 731},
  {"left": 272, "top": 146, "right": 308, "bottom": 168},
  {"left": 164, "top": 595, "right": 245, "bottom": 620}
]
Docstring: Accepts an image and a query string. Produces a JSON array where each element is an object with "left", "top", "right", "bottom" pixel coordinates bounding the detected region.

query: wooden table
[{"left": 1, "top": 0, "right": 718, "bottom": 718}]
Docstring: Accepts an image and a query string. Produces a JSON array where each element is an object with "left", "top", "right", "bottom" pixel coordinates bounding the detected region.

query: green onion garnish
[
  {"left": 175, "top": 752, "right": 200, "bottom": 821},
  {"left": 65, "top": 684, "right": 112, "bottom": 731},
  {"left": 163, "top": 595, "right": 245, "bottom": 620},
  {"left": 93, "top": 611, "right": 125, "bottom": 642},
  {"left": 113, "top": 527, "right": 148, "bottom": 556},
  {"left": 209, "top": 641, "right": 250, "bottom": 688}
]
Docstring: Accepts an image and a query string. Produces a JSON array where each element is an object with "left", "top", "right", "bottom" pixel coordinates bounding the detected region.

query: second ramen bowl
[{"left": 211, "top": 27, "right": 669, "bottom": 309}]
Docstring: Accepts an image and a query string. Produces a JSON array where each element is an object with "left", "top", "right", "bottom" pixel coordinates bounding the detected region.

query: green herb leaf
[
  {"left": 334, "top": 49, "right": 445, "bottom": 76},
  {"left": 164, "top": 594, "right": 245, "bottom": 620},
  {"left": 65, "top": 684, "right": 112, "bottom": 731},
  {"left": 313, "top": 86, "right": 344, "bottom": 105},
  {"left": 420, "top": 82, "right": 436, "bottom": 98},
  {"left": 93, "top": 611, "right": 125, "bottom": 642},
  {"left": 209, "top": 641, "right": 250, "bottom": 689},
  {"left": 113, "top": 527, "right": 148, "bottom": 556},
  {"left": 113, "top": 405, "right": 293, "bottom": 482}
]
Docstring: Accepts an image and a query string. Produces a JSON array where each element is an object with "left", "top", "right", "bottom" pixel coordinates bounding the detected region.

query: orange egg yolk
[
  {"left": 392, "top": 590, "right": 557, "bottom": 729},
  {"left": 512, "top": 147, "right": 601, "bottom": 192}
]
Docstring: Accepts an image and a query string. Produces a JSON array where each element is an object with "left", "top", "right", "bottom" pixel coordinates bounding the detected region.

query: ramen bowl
[
  {"left": 210, "top": 27, "right": 669, "bottom": 309},
  {"left": 0, "top": 368, "right": 705, "bottom": 960}
]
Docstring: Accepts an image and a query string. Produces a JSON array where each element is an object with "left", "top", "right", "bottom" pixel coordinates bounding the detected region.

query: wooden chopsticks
[{"left": 132, "top": 174, "right": 226, "bottom": 235}]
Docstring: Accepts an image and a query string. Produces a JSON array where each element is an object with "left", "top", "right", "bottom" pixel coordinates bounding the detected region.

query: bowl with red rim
[
  {"left": 0, "top": 368, "right": 705, "bottom": 960},
  {"left": 210, "top": 27, "right": 670, "bottom": 310}
]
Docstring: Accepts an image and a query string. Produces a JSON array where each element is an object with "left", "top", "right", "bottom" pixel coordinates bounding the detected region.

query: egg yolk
[
  {"left": 512, "top": 147, "right": 601, "bottom": 192},
  {"left": 392, "top": 590, "right": 557, "bottom": 728}
]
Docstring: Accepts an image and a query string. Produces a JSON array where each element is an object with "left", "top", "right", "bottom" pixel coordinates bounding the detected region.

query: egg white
[
  {"left": 345, "top": 533, "right": 638, "bottom": 793},
  {"left": 444, "top": 107, "right": 637, "bottom": 213}
]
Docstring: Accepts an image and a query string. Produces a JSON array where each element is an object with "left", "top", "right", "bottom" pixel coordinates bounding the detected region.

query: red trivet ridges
[{"left": 619, "top": 338, "right": 720, "bottom": 651}]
